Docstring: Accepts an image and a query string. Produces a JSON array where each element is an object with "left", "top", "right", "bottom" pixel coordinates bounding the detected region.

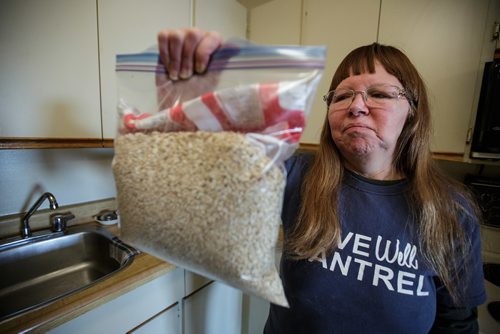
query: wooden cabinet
[
  {"left": 99, "top": 0, "right": 247, "bottom": 139},
  {"left": 1, "top": 0, "right": 247, "bottom": 145},
  {"left": 46, "top": 268, "right": 185, "bottom": 334},
  {"left": 247, "top": 0, "right": 498, "bottom": 156},
  {"left": 129, "top": 303, "right": 181, "bottom": 333},
  {"left": 242, "top": 294, "right": 270, "bottom": 334},
  {"left": 183, "top": 278, "right": 243, "bottom": 334},
  {"left": 183, "top": 271, "right": 243, "bottom": 334},
  {"left": 300, "top": 0, "right": 380, "bottom": 144},
  {"left": 248, "top": 0, "right": 302, "bottom": 45},
  {"left": 241, "top": 244, "right": 282, "bottom": 334},
  {"left": 194, "top": 0, "right": 247, "bottom": 40},
  {"left": 47, "top": 269, "right": 243, "bottom": 333},
  {"left": 248, "top": 0, "right": 381, "bottom": 144},
  {"left": 378, "top": 0, "right": 492, "bottom": 153},
  {"left": 0, "top": 0, "right": 101, "bottom": 139},
  {"left": 98, "top": 0, "right": 192, "bottom": 139}
]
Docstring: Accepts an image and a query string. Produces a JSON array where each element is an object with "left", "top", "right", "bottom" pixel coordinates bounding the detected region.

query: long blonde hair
[{"left": 286, "top": 43, "right": 480, "bottom": 304}]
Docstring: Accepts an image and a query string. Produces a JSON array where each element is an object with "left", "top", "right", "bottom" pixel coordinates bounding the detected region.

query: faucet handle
[{"left": 51, "top": 212, "right": 75, "bottom": 232}]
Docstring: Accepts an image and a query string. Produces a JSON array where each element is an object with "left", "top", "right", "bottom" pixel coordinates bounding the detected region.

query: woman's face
[{"left": 328, "top": 62, "right": 411, "bottom": 165}]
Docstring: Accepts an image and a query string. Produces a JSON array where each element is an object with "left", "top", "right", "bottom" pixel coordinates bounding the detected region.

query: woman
[{"left": 157, "top": 29, "right": 486, "bottom": 333}]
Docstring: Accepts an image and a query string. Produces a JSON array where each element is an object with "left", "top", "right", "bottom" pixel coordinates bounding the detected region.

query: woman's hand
[{"left": 157, "top": 28, "right": 223, "bottom": 81}]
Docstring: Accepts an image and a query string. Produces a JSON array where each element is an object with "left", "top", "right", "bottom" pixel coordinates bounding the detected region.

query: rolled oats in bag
[{"left": 112, "top": 40, "right": 325, "bottom": 307}]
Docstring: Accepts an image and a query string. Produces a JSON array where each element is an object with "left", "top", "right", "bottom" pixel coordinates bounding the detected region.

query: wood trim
[
  {"left": 431, "top": 152, "right": 465, "bottom": 162},
  {"left": 0, "top": 138, "right": 113, "bottom": 149},
  {"left": 298, "top": 142, "right": 319, "bottom": 152},
  {"left": 2, "top": 139, "right": 317, "bottom": 151},
  {"left": 0, "top": 138, "right": 466, "bottom": 163},
  {"left": 102, "top": 139, "right": 114, "bottom": 148}
]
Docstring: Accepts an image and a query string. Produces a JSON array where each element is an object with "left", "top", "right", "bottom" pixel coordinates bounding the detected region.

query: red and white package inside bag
[{"left": 120, "top": 80, "right": 309, "bottom": 143}]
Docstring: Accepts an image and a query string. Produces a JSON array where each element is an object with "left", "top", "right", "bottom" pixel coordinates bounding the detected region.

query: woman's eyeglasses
[{"left": 323, "top": 84, "right": 410, "bottom": 110}]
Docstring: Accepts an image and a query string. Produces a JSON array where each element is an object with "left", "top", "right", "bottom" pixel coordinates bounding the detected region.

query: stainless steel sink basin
[{"left": 0, "top": 225, "right": 138, "bottom": 321}]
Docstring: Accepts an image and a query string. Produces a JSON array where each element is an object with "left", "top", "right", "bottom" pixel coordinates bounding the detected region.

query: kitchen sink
[{"left": 0, "top": 224, "right": 138, "bottom": 321}]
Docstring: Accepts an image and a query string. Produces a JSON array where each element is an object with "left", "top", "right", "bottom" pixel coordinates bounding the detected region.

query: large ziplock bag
[{"left": 112, "top": 39, "right": 325, "bottom": 307}]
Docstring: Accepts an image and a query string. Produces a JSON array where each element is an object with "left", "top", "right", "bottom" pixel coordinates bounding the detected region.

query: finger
[
  {"left": 157, "top": 29, "right": 170, "bottom": 71},
  {"left": 157, "top": 29, "right": 185, "bottom": 80},
  {"left": 158, "top": 29, "right": 174, "bottom": 77},
  {"left": 179, "top": 28, "right": 205, "bottom": 79},
  {"left": 194, "top": 30, "right": 223, "bottom": 74},
  {"left": 167, "top": 30, "right": 186, "bottom": 80}
]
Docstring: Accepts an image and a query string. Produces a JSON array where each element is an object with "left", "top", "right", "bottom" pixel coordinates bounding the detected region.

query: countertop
[{"left": 0, "top": 222, "right": 175, "bottom": 334}]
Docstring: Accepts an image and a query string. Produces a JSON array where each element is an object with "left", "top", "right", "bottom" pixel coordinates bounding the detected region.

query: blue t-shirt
[{"left": 264, "top": 154, "right": 486, "bottom": 334}]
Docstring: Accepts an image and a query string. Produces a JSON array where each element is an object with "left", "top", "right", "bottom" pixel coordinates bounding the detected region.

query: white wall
[{"left": 0, "top": 149, "right": 116, "bottom": 216}]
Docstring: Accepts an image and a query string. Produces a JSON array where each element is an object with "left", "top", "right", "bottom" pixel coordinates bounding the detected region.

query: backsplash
[
  {"left": 0, "top": 197, "right": 117, "bottom": 239},
  {"left": 436, "top": 160, "right": 500, "bottom": 182},
  {"left": 0, "top": 148, "right": 116, "bottom": 217}
]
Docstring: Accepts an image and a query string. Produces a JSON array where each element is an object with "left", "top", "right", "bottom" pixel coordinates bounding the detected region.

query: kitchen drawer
[{"left": 47, "top": 268, "right": 184, "bottom": 334}]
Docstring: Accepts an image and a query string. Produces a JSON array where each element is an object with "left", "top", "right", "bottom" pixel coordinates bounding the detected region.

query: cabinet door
[
  {"left": 130, "top": 303, "right": 181, "bottom": 334},
  {"left": 241, "top": 244, "right": 282, "bottom": 334},
  {"left": 98, "top": 0, "right": 192, "bottom": 139},
  {"left": 0, "top": 0, "right": 101, "bottom": 139},
  {"left": 194, "top": 0, "right": 247, "bottom": 39},
  {"left": 301, "top": 0, "right": 381, "bottom": 144},
  {"left": 247, "top": 0, "right": 380, "bottom": 144},
  {"left": 185, "top": 270, "right": 212, "bottom": 296},
  {"left": 183, "top": 281, "right": 243, "bottom": 334},
  {"left": 47, "top": 268, "right": 184, "bottom": 334},
  {"left": 248, "top": 0, "right": 302, "bottom": 45},
  {"left": 378, "top": 0, "right": 490, "bottom": 153}
]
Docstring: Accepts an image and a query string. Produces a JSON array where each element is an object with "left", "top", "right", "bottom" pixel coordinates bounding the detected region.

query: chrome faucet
[{"left": 22, "top": 192, "right": 59, "bottom": 238}]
